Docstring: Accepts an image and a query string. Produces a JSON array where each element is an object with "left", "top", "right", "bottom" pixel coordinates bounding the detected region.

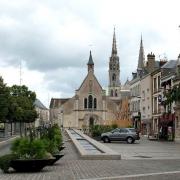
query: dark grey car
[{"left": 101, "top": 128, "right": 140, "bottom": 144}]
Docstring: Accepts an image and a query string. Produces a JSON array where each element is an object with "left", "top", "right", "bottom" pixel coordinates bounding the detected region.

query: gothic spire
[
  {"left": 137, "top": 34, "right": 145, "bottom": 71},
  {"left": 87, "top": 50, "right": 94, "bottom": 72},
  {"left": 111, "top": 27, "right": 117, "bottom": 55}
]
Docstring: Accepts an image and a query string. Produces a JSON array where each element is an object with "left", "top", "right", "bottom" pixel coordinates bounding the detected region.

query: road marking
[{"left": 81, "top": 170, "right": 180, "bottom": 180}]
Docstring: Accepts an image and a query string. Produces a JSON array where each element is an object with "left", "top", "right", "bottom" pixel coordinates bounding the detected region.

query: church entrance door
[{"left": 89, "top": 117, "right": 94, "bottom": 126}]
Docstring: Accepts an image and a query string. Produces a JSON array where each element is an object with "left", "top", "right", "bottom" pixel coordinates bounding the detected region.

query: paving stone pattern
[{"left": 1, "top": 134, "right": 180, "bottom": 180}]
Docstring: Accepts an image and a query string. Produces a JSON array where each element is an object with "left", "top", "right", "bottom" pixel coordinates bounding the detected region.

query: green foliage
[
  {"left": 90, "top": 125, "right": 113, "bottom": 137},
  {"left": 111, "top": 124, "right": 118, "bottom": 129},
  {"left": 164, "top": 84, "right": 180, "bottom": 105},
  {"left": 40, "top": 124, "right": 63, "bottom": 154},
  {"left": 0, "top": 76, "right": 9, "bottom": 123},
  {"left": 11, "top": 137, "right": 47, "bottom": 159},
  {"left": 127, "top": 125, "right": 133, "bottom": 128},
  {"left": 0, "top": 154, "right": 18, "bottom": 173},
  {"left": 7, "top": 85, "right": 37, "bottom": 123}
]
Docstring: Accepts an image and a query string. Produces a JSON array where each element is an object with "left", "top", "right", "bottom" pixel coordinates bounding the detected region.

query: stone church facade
[{"left": 50, "top": 29, "right": 129, "bottom": 129}]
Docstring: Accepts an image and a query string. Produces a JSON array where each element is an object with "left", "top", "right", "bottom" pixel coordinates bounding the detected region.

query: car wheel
[
  {"left": 103, "top": 137, "right": 110, "bottom": 143},
  {"left": 126, "top": 137, "right": 134, "bottom": 144}
]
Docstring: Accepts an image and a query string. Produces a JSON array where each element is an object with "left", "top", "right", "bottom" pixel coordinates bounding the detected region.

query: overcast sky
[{"left": 0, "top": 0, "right": 180, "bottom": 107}]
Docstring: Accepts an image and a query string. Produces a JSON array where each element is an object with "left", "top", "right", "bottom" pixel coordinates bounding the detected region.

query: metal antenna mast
[{"left": 20, "top": 60, "right": 22, "bottom": 86}]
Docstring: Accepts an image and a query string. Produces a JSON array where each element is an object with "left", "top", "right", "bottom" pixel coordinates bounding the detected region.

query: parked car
[{"left": 101, "top": 128, "right": 140, "bottom": 144}]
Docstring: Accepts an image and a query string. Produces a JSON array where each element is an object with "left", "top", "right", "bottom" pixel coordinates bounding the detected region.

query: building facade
[
  {"left": 152, "top": 69, "right": 162, "bottom": 137},
  {"left": 50, "top": 51, "right": 118, "bottom": 129},
  {"left": 34, "top": 99, "right": 49, "bottom": 128},
  {"left": 140, "top": 73, "right": 152, "bottom": 135},
  {"left": 49, "top": 29, "right": 132, "bottom": 129},
  {"left": 173, "top": 55, "right": 180, "bottom": 141}
]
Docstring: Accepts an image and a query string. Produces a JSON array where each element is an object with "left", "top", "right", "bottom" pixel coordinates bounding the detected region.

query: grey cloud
[{"left": 0, "top": 0, "right": 169, "bottom": 99}]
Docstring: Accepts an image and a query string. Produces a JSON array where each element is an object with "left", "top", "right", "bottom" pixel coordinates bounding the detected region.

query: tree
[
  {"left": 164, "top": 83, "right": 180, "bottom": 106},
  {"left": 7, "top": 85, "right": 38, "bottom": 136},
  {"left": 0, "top": 76, "right": 9, "bottom": 123}
]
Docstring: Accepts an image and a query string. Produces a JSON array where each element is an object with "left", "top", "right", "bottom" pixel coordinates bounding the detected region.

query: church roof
[
  {"left": 49, "top": 98, "right": 70, "bottom": 108},
  {"left": 34, "top": 99, "right": 48, "bottom": 110},
  {"left": 76, "top": 73, "right": 103, "bottom": 91}
]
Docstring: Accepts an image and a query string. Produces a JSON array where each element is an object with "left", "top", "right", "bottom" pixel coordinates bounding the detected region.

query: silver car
[{"left": 101, "top": 128, "right": 140, "bottom": 144}]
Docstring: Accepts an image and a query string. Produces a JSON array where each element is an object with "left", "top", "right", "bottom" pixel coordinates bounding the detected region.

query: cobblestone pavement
[
  {"left": 103, "top": 136, "right": 180, "bottom": 160},
  {"left": 0, "top": 134, "right": 180, "bottom": 180}
]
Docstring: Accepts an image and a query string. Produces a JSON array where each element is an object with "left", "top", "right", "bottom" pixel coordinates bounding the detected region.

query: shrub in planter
[
  {"left": 41, "top": 124, "right": 63, "bottom": 154},
  {"left": 10, "top": 138, "right": 54, "bottom": 172},
  {"left": 11, "top": 137, "right": 47, "bottom": 159},
  {"left": 0, "top": 154, "right": 18, "bottom": 173}
]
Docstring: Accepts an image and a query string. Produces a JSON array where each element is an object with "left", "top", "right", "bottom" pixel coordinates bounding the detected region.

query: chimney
[{"left": 146, "top": 52, "right": 155, "bottom": 72}]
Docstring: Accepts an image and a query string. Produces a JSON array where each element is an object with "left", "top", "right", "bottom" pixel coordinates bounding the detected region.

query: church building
[{"left": 50, "top": 29, "right": 130, "bottom": 129}]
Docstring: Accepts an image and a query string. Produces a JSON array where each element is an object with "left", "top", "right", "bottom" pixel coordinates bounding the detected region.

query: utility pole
[{"left": 19, "top": 60, "right": 22, "bottom": 86}]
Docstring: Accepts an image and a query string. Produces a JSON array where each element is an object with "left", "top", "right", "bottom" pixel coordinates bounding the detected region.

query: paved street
[
  {"left": 0, "top": 135, "right": 180, "bottom": 180},
  {"left": 0, "top": 136, "right": 17, "bottom": 156},
  {"left": 103, "top": 136, "right": 180, "bottom": 160}
]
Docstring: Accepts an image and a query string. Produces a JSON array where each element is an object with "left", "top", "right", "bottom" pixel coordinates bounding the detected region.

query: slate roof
[
  {"left": 49, "top": 98, "right": 70, "bottom": 108},
  {"left": 161, "top": 60, "right": 177, "bottom": 69},
  {"left": 34, "top": 99, "right": 48, "bottom": 110},
  {"left": 87, "top": 51, "right": 94, "bottom": 65}
]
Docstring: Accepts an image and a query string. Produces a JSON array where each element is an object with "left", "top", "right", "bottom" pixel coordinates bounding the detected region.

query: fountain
[{"left": 67, "top": 129, "right": 121, "bottom": 160}]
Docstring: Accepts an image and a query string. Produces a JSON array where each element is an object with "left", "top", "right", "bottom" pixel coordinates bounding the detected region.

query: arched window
[
  {"left": 84, "top": 98, "right": 87, "bottom": 109},
  {"left": 94, "top": 98, "right": 97, "bottom": 109},
  {"left": 111, "top": 90, "right": 113, "bottom": 96},
  {"left": 88, "top": 95, "right": 93, "bottom": 109},
  {"left": 112, "top": 74, "right": 116, "bottom": 81}
]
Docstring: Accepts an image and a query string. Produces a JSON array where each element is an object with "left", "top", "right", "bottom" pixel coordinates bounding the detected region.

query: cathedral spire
[
  {"left": 137, "top": 34, "right": 145, "bottom": 71},
  {"left": 111, "top": 27, "right": 117, "bottom": 55},
  {"left": 87, "top": 50, "right": 94, "bottom": 72},
  {"left": 108, "top": 28, "right": 121, "bottom": 97}
]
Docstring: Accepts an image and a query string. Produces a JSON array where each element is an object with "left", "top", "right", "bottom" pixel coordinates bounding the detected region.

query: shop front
[
  {"left": 159, "top": 113, "right": 175, "bottom": 141},
  {"left": 132, "top": 112, "right": 141, "bottom": 132}
]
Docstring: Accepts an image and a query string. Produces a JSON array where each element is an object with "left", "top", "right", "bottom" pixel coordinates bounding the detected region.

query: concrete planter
[
  {"left": 92, "top": 136, "right": 101, "bottom": 141},
  {"left": 58, "top": 146, "right": 66, "bottom": 151},
  {"left": 48, "top": 154, "right": 64, "bottom": 165},
  {"left": 11, "top": 159, "right": 52, "bottom": 172}
]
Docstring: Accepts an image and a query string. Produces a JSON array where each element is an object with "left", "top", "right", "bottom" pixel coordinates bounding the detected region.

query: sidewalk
[{"left": 0, "top": 132, "right": 180, "bottom": 180}]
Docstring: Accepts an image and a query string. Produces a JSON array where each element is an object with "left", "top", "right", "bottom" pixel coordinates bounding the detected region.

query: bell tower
[{"left": 108, "top": 28, "right": 121, "bottom": 97}]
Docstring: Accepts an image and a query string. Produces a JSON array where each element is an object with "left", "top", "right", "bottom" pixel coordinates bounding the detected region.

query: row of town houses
[{"left": 128, "top": 51, "right": 180, "bottom": 141}]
